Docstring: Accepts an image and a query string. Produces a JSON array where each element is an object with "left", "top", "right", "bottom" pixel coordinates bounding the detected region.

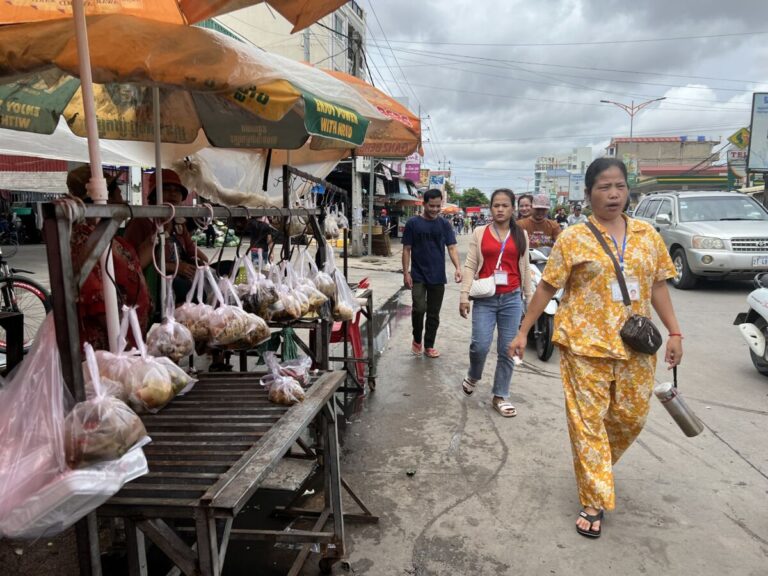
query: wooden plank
[
  {"left": 204, "top": 371, "right": 344, "bottom": 514},
  {"left": 138, "top": 519, "right": 198, "bottom": 576}
]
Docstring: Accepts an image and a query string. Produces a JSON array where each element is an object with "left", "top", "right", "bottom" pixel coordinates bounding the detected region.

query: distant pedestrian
[
  {"left": 459, "top": 188, "right": 532, "bottom": 417},
  {"left": 453, "top": 214, "right": 464, "bottom": 236},
  {"left": 246, "top": 216, "right": 273, "bottom": 263},
  {"left": 402, "top": 189, "right": 463, "bottom": 358},
  {"left": 509, "top": 158, "right": 683, "bottom": 539},
  {"left": 555, "top": 207, "right": 569, "bottom": 227},
  {"left": 463, "top": 215, "right": 471, "bottom": 234},
  {"left": 518, "top": 195, "right": 561, "bottom": 249},
  {"left": 568, "top": 204, "right": 588, "bottom": 226},
  {"left": 517, "top": 193, "right": 533, "bottom": 220},
  {"left": 205, "top": 222, "right": 216, "bottom": 247}
]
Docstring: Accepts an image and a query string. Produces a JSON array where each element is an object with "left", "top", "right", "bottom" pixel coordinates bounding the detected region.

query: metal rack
[{"left": 40, "top": 165, "right": 378, "bottom": 575}]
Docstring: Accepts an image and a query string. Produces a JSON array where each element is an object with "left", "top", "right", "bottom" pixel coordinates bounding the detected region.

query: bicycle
[{"left": 0, "top": 246, "right": 51, "bottom": 353}]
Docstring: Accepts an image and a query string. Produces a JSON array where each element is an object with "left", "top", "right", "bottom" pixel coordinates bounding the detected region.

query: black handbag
[{"left": 586, "top": 221, "right": 662, "bottom": 355}]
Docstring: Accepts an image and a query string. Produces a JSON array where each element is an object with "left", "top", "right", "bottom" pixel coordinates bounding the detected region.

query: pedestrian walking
[
  {"left": 459, "top": 188, "right": 532, "bottom": 417},
  {"left": 518, "top": 194, "right": 561, "bottom": 249},
  {"left": 516, "top": 193, "right": 533, "bottom": 220},
  {"left": 567, "top": 204, "right": 588, "bottom": 226},
  {"left": 509, "top": 158, "right": 683, "bottom": 539},
  {"left": 463, "top": 215, "right": 471, "bottom": 235},
  {"left": 402, "top": 189, "right": 463, "bottom": 358},
  {"left": 453, "top": 214, "right": 464, "bottom": 236}
]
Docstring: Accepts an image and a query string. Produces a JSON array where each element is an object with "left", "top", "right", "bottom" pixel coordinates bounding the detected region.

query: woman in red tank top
[{"left": 459, "top": 189, "right": 530, "bottom": 418}]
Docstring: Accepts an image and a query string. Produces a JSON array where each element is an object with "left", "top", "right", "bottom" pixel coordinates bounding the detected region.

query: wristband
[{"left": 668, "top": 333, "right": 683, "bottom": 338}]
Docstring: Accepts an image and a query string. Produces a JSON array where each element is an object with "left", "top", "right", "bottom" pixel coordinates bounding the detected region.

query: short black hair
[
  {"left": 585, "top": 158, "right": 628, "bottom": 194},
  {"left": 423, "top": 189, "right": 443, "bottom": 203},
  {"left": 518, "top": 193, "right": 533, "bottom": 204}
]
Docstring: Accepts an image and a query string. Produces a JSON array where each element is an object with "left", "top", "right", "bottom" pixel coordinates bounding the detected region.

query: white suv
[{"left": 633, "top": 191, "right": 768, "bottom": 289}]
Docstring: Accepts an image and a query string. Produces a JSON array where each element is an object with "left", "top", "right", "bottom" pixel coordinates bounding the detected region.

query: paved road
[{"left": 336, "top": 234, "right": 768, "bottom": 576}]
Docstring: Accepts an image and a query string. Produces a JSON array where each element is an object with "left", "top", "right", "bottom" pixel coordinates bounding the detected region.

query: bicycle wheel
[
  {"left": 0, "top": 232, "right": 18, "bottom": 258},
  {"left": 0, "top": 276, "right": 51, "bottom": 352}
]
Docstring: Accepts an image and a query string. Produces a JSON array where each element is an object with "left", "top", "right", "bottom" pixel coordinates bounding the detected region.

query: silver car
[{"left": 633, "top": 191, "right": 768, "bottom": 289}]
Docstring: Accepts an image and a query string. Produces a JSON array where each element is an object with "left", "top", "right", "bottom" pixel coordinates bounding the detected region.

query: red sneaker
[
  {"left": 411, "top": 341, "right": 423, "bottom": 356},
  {"left": 424, "top": 348, "right": 440, "bottom": 358}
]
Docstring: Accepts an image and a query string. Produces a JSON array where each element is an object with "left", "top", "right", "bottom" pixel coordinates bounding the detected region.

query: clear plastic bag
[
  {"left": 0, "top": 315, "right": 68, "bottom": 523},
  {"left": 314, "top": 243, "right": 338, "bottom": 299},
  {"left": 259, "top": 352, "right": 313, "bottom": 388},
  {"left": 260, "top": 352, "right": 305, "bottom": 406},
  {"left": 146, "top": 282, "right": 195, "bottom": 363},
  {"left": 175, "top": 267, "right": 214, "bottom": 343},
  {"left": 0, "top": 316, "right": 149, "bottom": 539},
  {"left": 65, "top": 344, "right": 149, "bottom": 468},
  {"left": 238, "top": 255, "right": 278, "bottom": 319},
  {"left": 209, "top": 272, "right": 271, "bottom": 349},
  {"left": 268, "top": 264, "right": 302, "bottom": 321},
  {"left": 332, "top": 270, "right": 361, "bottom": 322}
]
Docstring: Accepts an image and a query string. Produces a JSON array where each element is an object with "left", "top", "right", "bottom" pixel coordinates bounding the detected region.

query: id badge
[
  {"left": 494, "top": 270, "right": 509, "bottom": 285},
  {"left": 610, "top": 277, "right": 640, "bottom": 301}
]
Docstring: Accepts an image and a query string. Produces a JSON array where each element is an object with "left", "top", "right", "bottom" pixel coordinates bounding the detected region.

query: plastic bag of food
[
  {"left": 313, "top": 243, "right": 338, "bottom": 299},
  {"left": 260, "top": 352, "right": 305, "bottom": 405},
  {"left": 65, "top": 344, "right": 148, "bottom": 468},
  {"left": 259, "top": 352, "right": 313, "bottom": 388},
  {"left": 267, "top": 264, "right": 302, "bottom": 321},
  {"left": 238, "top": 255, "right": 278, "bottom": 318},
  {"left": 84, "top": 372, "right": 130, "bottom": 403},
  {"left": 332, "top": 270, "right": 361, "bottom": 322},
  {"left": 175, "top": 267, "right": 214, "bottom": 342},
  {"left": 336, "top": 204, "right": 350, "bottom": 230},
  {"left": 0, "top": 317, "right": 150, "bottom": 539},
  {"left": 146, "top": 282, "right": 195, "bottom": 363},
  {"left": 324, "top": 213, "right": 340, "bottom": 239},
  {"left": 154, "top": 356, "right": 197, "bottom": 396}
]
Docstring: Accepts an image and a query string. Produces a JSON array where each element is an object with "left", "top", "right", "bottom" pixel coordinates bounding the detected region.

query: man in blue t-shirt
[{"left": 402, "top": 189, "right": 462, "bottom": 358}]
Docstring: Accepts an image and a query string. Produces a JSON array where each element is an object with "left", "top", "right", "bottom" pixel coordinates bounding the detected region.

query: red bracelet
[{"left": 668, "top": 333, "right": 683, "bottom": 338}]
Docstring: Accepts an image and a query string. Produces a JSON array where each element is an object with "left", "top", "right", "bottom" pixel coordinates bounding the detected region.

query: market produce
[
  {"left": 64, "top": 395, "right": 147, "bottom": 468},
  {"left": 268, "top": 377, "right": 305, "bottom": 405},
  {"left": 154, "top": 357, "right": 196, "bottom": 396},
  {"left": 127, "top": 358, "right": 175, "bottom": 413},
  {"left": 313, "top": 271, "right": 336, "bottom": 299},
  {"left": 259, "top": 353, "right": 312, "bottom": 388},
  {"left": 84, "top": 374, "right": 130, "bottom": 404},
  {"left": 175, "top": 302, "right": 214, "bottom": 342},
  {"left": 146, "top": 318, "right": 194, "bottom": 363},
  {"left": 94, "top": 350, "right": 137, "bottom": 386},
  {"left": 208, "top": 305, "right": 251, "bottom": 346},
  {"left": 332, "top": 270, "right": 360, "bottom": 322}
]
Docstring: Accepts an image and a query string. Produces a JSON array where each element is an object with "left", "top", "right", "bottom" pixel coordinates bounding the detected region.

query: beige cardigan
[{"left": 460, "top": 224, "right": 533, "bottom": 304}]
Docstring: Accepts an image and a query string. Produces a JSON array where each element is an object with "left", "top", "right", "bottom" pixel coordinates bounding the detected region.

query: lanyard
[
  {"left": 610, "top": 227, "right": 628, "bottom": 271},
  {"left": 493, "top": 225, "right": 511, "bottom": 270}
]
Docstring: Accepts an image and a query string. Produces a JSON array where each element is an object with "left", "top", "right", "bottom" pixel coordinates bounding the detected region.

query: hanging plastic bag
[
  {"left": 65, "top": 344, "right": 149, "bottom": 468},
  {"left": 238, "top": 253, "right": 279, "bottom": 319},
  {"left": 211, "top": 273, "right": 271, "bottom": 349},
  {"left": 0, "top": 316, "right": 149, "bottom": 539},
  {"left": 311, "top": 245, "right": 336, "bottom": 299},
  {"left": 175, "top": 267, "right": 215, "bottom": 343},
  {"left": 146, "top": 281, "right": 195, "bottom": 363},
  {"left": 260, "top": 352, "right": 305, "bottom": 405},
  {"left": 291, "top": 253, "right": 327, "bottom": 313},
  {"left": 267, "top": 264, "right": 302, "bottom": 321},
  {"left": 336, "top": 204, "right": 350, "bottom": 230}
]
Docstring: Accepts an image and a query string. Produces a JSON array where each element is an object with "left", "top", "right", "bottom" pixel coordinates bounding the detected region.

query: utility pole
[{"left": 600, "top": 97, "right": 666, "bottom": 148}]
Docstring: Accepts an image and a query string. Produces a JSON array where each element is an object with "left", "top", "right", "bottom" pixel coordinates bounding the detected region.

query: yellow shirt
[{"left": 542, "top": 215, "right": 676, "bottom": 359}]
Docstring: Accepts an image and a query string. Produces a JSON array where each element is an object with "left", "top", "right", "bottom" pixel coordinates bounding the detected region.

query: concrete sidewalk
[{"left": 332, "top": 238, "right": 767, "bottom": 575}]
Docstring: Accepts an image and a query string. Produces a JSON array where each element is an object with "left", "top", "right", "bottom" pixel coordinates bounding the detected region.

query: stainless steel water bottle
[{"left": 653, "top": 368, "right": 703, "bottom": 438}]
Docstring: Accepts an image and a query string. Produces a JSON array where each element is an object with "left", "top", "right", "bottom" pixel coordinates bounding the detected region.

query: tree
[
  {"left": 460, "top": 187, "right": 489, "bottom": 208},
  {"left": 444, "top": 181, "right": 461, "bottom": 204}
]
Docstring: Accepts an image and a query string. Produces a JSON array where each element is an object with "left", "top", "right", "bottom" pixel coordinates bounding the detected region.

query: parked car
[{"left": 633, "top": 191, "right": 768, "bottom": 289}]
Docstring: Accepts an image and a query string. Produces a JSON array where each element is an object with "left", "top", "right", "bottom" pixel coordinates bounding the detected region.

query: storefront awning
[{"left": 388, "top": 192, "right": 420, "bottom": 204}]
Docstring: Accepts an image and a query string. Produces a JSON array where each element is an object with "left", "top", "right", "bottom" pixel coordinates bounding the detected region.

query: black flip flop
[{"left": 576, "top": 509, "right": 603, "bottom": 538}]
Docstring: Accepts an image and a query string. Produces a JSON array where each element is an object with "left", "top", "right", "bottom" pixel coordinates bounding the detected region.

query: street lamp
[
  {"left": 516, "top": 176, "right": 533, "bottom": 192},
  {"left": 600, "top": 97, "right": 666, "bottom": 140}
]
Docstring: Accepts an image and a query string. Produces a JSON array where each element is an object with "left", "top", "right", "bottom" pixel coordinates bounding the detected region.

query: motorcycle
[
  {"left": 526, "top": 247, "right": 563, "bottom": 361},
  {"left": 734, "top": 272, "right": 768, "bottom": 376}
]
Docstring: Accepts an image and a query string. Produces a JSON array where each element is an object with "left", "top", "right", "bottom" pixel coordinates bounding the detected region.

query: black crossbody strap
[{"left": 585, "top": 221, "right": 631, "bottom": 306}]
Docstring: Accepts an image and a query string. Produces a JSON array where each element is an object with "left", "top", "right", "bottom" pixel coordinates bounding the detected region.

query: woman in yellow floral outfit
[{"left": 509, "top": 158, "right": 683, "bottom": 538}]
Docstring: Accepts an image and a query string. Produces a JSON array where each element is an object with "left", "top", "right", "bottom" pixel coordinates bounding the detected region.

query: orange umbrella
[
  {"left": 324, "top": 70, "right": 422, "bottom": 158},
  {"left": 443, "top": 203, "right": 461, "bottom": 215},
  {"left": 0, "top": 0, "right": 347, "bottom": 31}
]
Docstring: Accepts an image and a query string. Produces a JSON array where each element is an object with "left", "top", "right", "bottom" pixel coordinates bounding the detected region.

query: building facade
[
  {"left": 215, "top": 2, "right": 366, "bottom": 78},
  {"left": 534, "top": 146, "right": 591, "bottom": 195},
  {"left": 605, "top": 136, "right": 718, "bottom": 167}
]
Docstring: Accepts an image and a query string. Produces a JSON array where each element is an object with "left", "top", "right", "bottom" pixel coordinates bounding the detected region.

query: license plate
[{"left": 753, "top": 256, "right": 768, "bottom": 267}]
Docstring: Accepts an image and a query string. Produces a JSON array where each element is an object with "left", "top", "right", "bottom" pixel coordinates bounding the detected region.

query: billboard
[
  {"left": 404, "top": 153, "right": 421, "bottom": 182},
  {"left": 569, "top": 174, "right": 585, "bottom": 202},
  {"left": 747, "top": 93, "right": 768, "bottom": 173}
]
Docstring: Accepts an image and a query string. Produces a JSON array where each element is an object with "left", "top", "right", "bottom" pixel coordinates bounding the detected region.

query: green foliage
[{"left": 460, "top": 187, "right": 490, "bottom": 208}]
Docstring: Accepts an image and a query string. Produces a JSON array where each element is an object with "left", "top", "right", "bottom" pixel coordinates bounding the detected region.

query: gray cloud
[{"left": 361, "top": 0, "right": 768, "bottom": 191}]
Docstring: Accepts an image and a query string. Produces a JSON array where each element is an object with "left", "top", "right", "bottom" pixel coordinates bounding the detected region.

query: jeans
[
  {"left": 468, "top": 290, "right": 523, "bottom": 398},
  {"left": 412, "top": 283, "right": 445, "bottom": 349}
]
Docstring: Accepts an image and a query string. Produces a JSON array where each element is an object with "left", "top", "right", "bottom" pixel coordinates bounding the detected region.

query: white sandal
[
  {"left": 461, "top": 377, "right": 478, "bottom": 397},
  {"left": 493, "top": 399, "right": 517, "bottom": 417}
]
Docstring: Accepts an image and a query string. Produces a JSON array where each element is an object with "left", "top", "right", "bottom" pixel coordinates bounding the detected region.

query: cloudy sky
[{"left": 359, "top": 0, "right": 768, "bottom": 193}]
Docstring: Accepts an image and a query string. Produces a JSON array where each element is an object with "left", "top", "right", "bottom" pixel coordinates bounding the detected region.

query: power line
[
  {"left": 377, "top": 29, "right": 768, "bottom": 48},
  {"left": 369, "top": 43, "right": 764, "bottom": 86}
]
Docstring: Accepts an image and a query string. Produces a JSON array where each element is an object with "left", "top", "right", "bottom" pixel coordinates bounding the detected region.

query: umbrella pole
[
  {"left": 153, "top": 86, "right": 167, "bottom": 318},
  {"left": 73, "top": 0, "right": 119, "bottom": 354},
  {"left": 368, "top": 157, "right": 374, "bottom": 256}
]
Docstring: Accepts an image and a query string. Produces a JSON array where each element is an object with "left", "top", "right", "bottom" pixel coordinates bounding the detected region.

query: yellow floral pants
[{"left": 559, "top": 346, "right": 656, "bottom": 511}]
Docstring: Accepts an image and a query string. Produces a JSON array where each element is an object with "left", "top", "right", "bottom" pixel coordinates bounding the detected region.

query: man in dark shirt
[{"left": 402, "top": 189, "right": 462, "bottom": 358}]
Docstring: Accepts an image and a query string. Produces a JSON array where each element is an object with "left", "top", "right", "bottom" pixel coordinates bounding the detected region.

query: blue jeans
[{"left": 468, "top": 290, "right": 523, "bottom": 398}]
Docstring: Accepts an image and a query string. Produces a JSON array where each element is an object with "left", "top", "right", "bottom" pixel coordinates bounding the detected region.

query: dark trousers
[{"left": 411, "top": 283, "right": 445, "bottom": 349}]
